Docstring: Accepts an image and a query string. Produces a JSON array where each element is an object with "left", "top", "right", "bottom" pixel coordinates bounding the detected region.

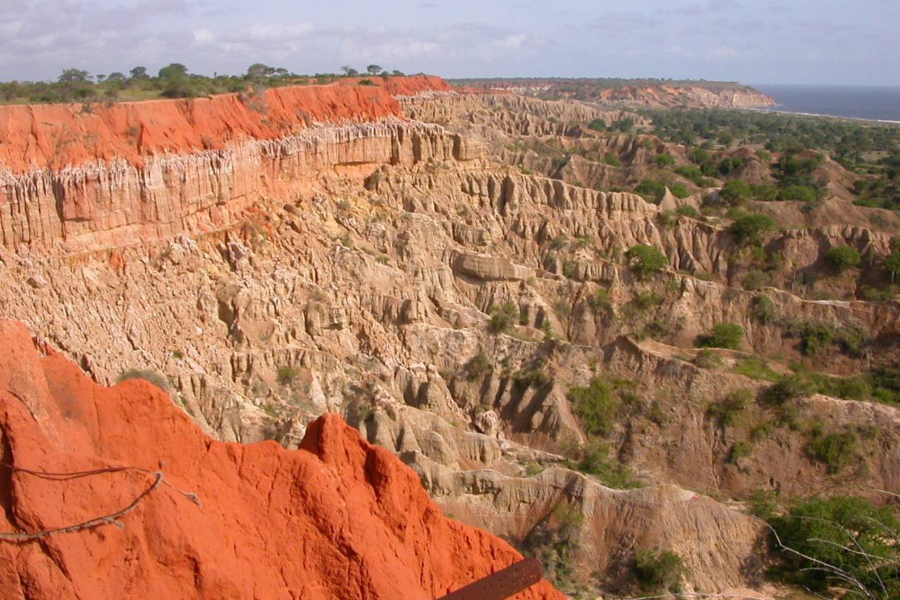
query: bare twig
[{"left": 0, "top": 463, "right": 201, "bottom": 543}]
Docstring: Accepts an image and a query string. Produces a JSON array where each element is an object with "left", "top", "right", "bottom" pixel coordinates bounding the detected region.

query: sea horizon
[{"left": 749, "top": 83, "right": 900, "bottom": 123}]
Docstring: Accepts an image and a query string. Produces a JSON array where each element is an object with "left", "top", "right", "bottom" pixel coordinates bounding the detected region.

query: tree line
[{"left": 0, "top": 63, "right": 409, "bottom": 105}]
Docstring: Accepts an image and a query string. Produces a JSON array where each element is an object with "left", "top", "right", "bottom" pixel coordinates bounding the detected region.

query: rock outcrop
[{"left": 0, "top": 320, "right": 563, "bottom": 600}]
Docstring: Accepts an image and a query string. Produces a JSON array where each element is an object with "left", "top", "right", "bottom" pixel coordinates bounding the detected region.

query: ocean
[{"left": 751, "top": 84, "right": 900, "bottom": 123}]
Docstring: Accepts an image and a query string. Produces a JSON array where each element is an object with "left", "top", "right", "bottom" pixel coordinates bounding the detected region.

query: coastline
[{"left": 743, "top": 105, "right": 900, "bottom": 126}]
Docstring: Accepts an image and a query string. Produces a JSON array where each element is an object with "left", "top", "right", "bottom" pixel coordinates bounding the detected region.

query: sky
[{"left": 0, "top": 0, "right": 897, "bottom": 86}]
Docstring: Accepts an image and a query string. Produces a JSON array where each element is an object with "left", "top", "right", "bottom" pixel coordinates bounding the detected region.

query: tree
[
  {"left": 729, "top": 213, "right": 775, "bottom": 245},
  {"left": 770, "top": 495, "right": 900, "bottom": 597},
  {"left": 129, "top": 66, "right": 149, "bottom": 80},
  {"left": 696, "top": 322, "right": 744, "bottom": 350},
  {"left": 824, "top": 246, "right": 862, "bottom": 273},
  {"left": 158, "top": 63, "right": 188, "bottom": 80},
  {"left": 366, "top": 64, "right": 383, "bottom": 75},
  {"left": 106, "top": 72, "right": 127, "bottom": 83},
  {"left": 720, "top": 180, "right": 752, "bottom": 205},
  {"left": 886, "top": 252, "right": 900, "bottom": 283},
  {"left": 391, "top": 70, "right": 405, "bottom": 76},
  {"left": 58, "top": 68, "right": 91, "bottom": 84},
  {"left": 246, "top": 63, "right": 274, "bottom": 80},
  {"left": 626, "top": 245, "right": 668, "bottom": 280}
]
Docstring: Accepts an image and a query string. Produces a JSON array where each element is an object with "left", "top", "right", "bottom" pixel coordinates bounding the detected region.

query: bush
[
  {"left": 734, "top": 358, "right": 781, "bottom": 382},
  {"left": 728, "top": 440, "right": 753, "bottom": 464},
  {"left": 806, "top": 426, "right": 858, "bottom": 474},
  {"left": 464, "top": 352, "right": 494, "bottom": 380},
  {"left": 720, "top": 180, "right": 752, "bottom": 205},
  {"left": 566, "top": 440, "right": 642, "bottom": 489},
  {"left": 729, "top": 213, "right": 775, "bottom": 245},
  {"left": 824, "top": 246, "right": 862, "bottom": 273},
  {"left": 675, "top": 204, "right": 700, "bottom": 219},
  {"left": 488, "top": 301, "right": 519, "bottom": 334},
  {"left": 885, "top": 252, "right": 900, "bottom": 283},
  {"left": 635, "top": 179, "right": 667, "bottom": 202},
  {"left": 696, "top": 322, "right": 744, "bottom": 350},
  {"left": 277, "top": 366, "right": 301, "bottom": 386},
  {"left": 742, "top": 269, "right": 769, "bottom": 291},
  {"left": 626, "top": 245, "right": 668, "bottom": 280},
  {"left": 588, "top": 288, "right": 614, "bottom": 315},
  {"left": 118, "top": 369, "right": 170, "bottom": 391},
  {"left": 570, "top": 378, "right": 620, "bottom": 435},
  {"left": 708, "top": 388, "right": 752, "bottom": 428},
  {"left": 668, "top": 183, "right": 690, "bottom": 198},
  {"left": 771, "top": 495, "right": 900, "bottom": 596},
  {"left": 763, "top": 374, "right": 816, "bottom": 406},
  {"left": 602, "top": 153, "right": 622, "bottom": 167},
  {"left": 656, "top": 154, "right": 675, "bottom": 168},
  {"left": 634, "top": 548, "right": 686, "bottom": 592},
  {"left": 693, "top": 349, "right": 722, "bottom": 369},
  {"left": 513, "top": 363, "right": 552, "bottom": 389},
  {"left": 751, "top": 295, "right": 776, "bottom": 324}
]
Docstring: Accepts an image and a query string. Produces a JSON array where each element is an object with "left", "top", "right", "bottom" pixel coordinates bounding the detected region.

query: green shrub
[
  {"left": 513, "top": 363, "right": 552, "bottom": 389},
  {"left": 788, "top": 320, "right": 835, "bottom": 356},
  {"left": 635, "top": 179, "right": 666, "bottom": 202},
  {"left": 720, "top": 180, "right": 752, "bottom": 205},
  {"left": 693, "top": 349, "right": 722, "bottom": 369},
  {"left": 588, "top": 288, "right": 614, "bottom": 315},
  {"left": 634, "top": 548, "right": 686, "bottom": 592},
  {"left": 696, "top": 322, "right": 744, "bottom": 350},
  {"left": 602, "top": 153, "right": 622, "bottom": 167},
  {"left": 806, "top": 426, "right": 858, "bottom": 474},
  {"left": 729, "top": 213, "right": 776, "bottom": 245},
  {"left": 728, "top": 440, "right": 753, "bottom": 464},
  {"left": 824, "top": 246, "right": 862, "bottom": 273},
  {"left": 669, "top": 183, "right": 690, "bottom": 198},
  {"left": 734, "top": 358, "right": 781, "bottom": 382},
  {"left": 118, "top": 369, "right": 170, "bottom": 391},
  {"left": 570, "top": 378, "right": 620, "bottom": 435},
  {"left": 489, "top": 301, "right": 519, "bottom": 334},
  {"left": 632, "top": 290, "right": 662, "bottom": 310},
  {"left": 675, "top": 204, "right": 700, "bottom": 219},
  {"left": 708, "top": 389, "right": 752, "bottom": 428},
  {"left": 464, "top": 352, "right": 494, "bottom": 380},
  {"left": 885, "top": 252, "right": 900, "bottom": 283},
  {"left": 751, "top": 295, "right": 776, "bottom": 324},
  {"left": 566, "top": 439, "right": 642, "bottom": 489},
  {"left": 742, "top": 269, "right": 769, "bottom": 291},
  {"left": 763, "top": 374, "right": 816, "bottom": 406},
  {"left": 656, "top": 154, "right": 675, "bottom": 168},
  {"left": 626, "top": 245, "right": 668, "bottom": 280},
  {"left": 778, "top": 185, "right": 818, "bottom": 202},
  {"left": 277, "top": 366, "right": 301, "bottom": 386}
]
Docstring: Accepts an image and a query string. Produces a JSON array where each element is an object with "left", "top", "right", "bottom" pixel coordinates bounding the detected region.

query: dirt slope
[{"left": 0, "top": 319, "right": 562, "bottom": 600}]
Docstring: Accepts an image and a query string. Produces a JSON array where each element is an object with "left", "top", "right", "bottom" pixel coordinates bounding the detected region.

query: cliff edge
[{"left": 0, "top": 320, "right": 562, "bottom": 600}]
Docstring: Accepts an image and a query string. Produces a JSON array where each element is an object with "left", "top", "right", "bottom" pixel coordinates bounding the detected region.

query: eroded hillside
[{"left": 2, "top": 77, "right": 899, "bottom": 599}]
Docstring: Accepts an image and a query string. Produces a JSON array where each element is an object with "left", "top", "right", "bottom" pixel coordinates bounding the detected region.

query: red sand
[{"left": 0, "top": 320, "right": 562, "bottom": 600}]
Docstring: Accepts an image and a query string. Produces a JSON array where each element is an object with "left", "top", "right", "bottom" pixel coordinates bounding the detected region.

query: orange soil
[
  {"left": 0, "top": 320, "right": 562, "bottom": 600},
  {"left": 0, "top": 75, "right": 450, "bottom": 173}
]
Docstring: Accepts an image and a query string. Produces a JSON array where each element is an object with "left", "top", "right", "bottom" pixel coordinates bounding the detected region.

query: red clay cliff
[
  {"left": 0, "top": 75, "right": 450, "bottom": 172},
  {"left": 0, "top": 320, "right": 562, "bottom": 600}
]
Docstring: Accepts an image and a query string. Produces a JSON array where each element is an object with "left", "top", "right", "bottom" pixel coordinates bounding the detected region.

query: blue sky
[{"left": 1, "top": 0, "right": 897, "bottom": 85}]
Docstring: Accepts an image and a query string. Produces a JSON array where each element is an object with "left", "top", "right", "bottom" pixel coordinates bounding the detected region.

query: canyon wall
[{"left": 0, "top": 77, "right": 472, "bottom": 253}]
